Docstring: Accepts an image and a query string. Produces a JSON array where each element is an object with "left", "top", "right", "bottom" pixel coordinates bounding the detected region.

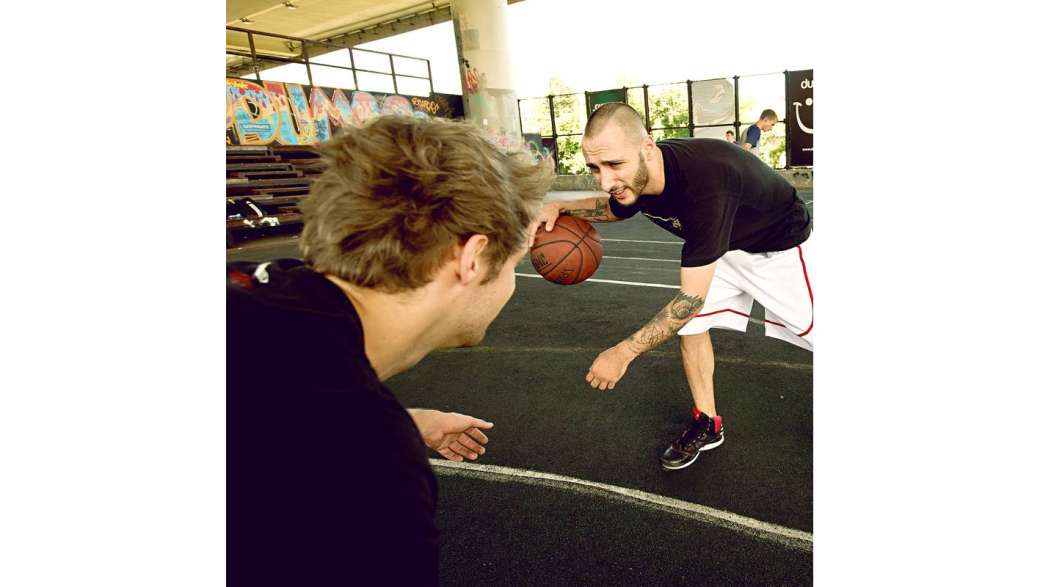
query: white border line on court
[
  {"left": 439, "top": 346, "right": 811, "bottom": 370},
  {"left": 603, "top": 255, "right": 678, "bottom": 263},
  {"left": 431, "top": 459, "right": 813, "bottom": 553},
  {"left": 516, "top": 273, "right": 679, "bottom": 289},
  {"left": 516, "top": 273, "right": 777, "bottom": 327},
  {"left": 601, "top": 238, "right": 683, "bottom": 244}
]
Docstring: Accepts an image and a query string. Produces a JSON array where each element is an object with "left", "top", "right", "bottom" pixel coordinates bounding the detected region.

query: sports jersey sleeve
[
  {"left": 745, "top": 125, "right": 761, "bottom": 147},
  {"left": 608, "top": 195, "right": 641, "bottom": 219},
  {"left": 679, "top": 193, "right": 740, "bottom": 267}
]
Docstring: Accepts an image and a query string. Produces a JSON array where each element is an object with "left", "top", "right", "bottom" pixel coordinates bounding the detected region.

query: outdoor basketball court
[{"left": 226, "top": 190, "right": 814, "bottom": 584}]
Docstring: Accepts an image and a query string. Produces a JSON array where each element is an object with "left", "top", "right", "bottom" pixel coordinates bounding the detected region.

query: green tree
[
  {"left": 524, "top": 77, "right": 586, "bottom": 174},
  {"left": 647, "top": 85, "right": 689, "bottom": 139},
  {"left": 761, "top": 126, "right": 786, "bottom": 168}
]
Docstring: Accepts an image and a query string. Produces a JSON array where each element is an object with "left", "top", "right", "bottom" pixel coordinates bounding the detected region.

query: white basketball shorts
[{"left": 676, "top": 235, "right": 814, "bottom": 351}]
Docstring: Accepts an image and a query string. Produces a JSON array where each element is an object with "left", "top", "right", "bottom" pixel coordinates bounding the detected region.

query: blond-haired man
[{"left": 227, "top": 116, "right": 553, "bottom": 585}]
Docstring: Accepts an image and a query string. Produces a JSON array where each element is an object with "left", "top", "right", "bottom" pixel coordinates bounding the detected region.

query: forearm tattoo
[
  {"left": 625, "top": 292, "right": 705, "bottom": 353},
  {"left": 562, "top": 198, "right": 610, "bottom": 221},
  {"left": 670, "top": 291, "right": 702, "bottom": 320}
]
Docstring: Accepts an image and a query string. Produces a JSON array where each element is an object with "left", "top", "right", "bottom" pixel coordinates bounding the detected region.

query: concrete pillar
[{"left": 450, "top": 0, "right": 522, "bottom": 150}]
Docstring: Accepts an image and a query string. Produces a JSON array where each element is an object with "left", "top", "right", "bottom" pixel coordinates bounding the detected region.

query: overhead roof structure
[{"left": 227, "top": 0, "right": 524, "bottom": 56}]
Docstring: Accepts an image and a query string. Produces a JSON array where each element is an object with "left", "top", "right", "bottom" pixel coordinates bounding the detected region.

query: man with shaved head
[{"left": 538, "top": 102, "right": 812, "bottom": 471}]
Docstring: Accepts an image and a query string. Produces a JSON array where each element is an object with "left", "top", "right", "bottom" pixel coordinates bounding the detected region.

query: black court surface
[{"left": 227, "top": 190, "right": 814, "bottom": 585}]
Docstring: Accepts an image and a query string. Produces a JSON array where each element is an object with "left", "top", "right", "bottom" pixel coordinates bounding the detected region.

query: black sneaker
[{"left": 660, "top": 408, "right": 724, "bottom": 471}]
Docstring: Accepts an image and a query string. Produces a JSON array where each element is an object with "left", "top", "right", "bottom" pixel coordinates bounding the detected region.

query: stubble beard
[{"left": 616, "top": 154, "right": 650, "bottom": 207}]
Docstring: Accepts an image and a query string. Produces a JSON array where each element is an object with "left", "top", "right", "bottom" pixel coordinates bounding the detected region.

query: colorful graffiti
[
  {"left": 456, "top": 57, "right": 524, "bottom": 152},
  {"left": 523, "top": 133, "right": 553, "bottom": 163},
  {"left": 226, "top": 78, "right": 462, "bottom": 146}
]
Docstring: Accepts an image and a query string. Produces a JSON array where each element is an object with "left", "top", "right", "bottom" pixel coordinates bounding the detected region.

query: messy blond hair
[{"left": 300, "top": 116, "right": 554, "bottom": 292}]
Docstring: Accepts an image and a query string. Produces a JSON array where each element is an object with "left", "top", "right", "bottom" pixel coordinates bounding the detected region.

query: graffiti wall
[{"left": 226, "top": 78, "right": 464, "bottom": 146}]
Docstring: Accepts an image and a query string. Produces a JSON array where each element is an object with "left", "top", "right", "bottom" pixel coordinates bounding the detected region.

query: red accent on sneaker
[
  {"left": 692, "top": 407, "right": 702, "bottom": 421},
  {"left": 713, "top": 416, "right": 722, "bottom": 433},
  {"left": 228, "top": 271, "right": 253, "bottom": 289}
]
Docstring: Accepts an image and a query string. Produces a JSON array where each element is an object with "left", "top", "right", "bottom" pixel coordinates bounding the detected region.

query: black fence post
[
  {"left": 426, "top": 58, "right": 433, "bottom": 95},
  {"left": 642, "top": 84, "right": 650, "bottom": 134},
  {"left": 302, "top": 41, "right": 313, "bottom": 87},
  {"left": 784, "top": 70, "right": 791, "bottom": 169},
  {"left": 687, "top": 80, "right": 694, "bottom": 137},
  {"left": 733, "top": 75, "right": 741, "bottom": 139},
  {"left": 548, "top": 95, "right": 559, "bottom": 174},
  {"left": 389, "top": 55, "right": 399, "bottom": 94},
  {"left": 348, "top": 47, "right": 360, "bottom": 91},
  {"left": 247, "top": 32, "right": 260, "bottom": 81}
]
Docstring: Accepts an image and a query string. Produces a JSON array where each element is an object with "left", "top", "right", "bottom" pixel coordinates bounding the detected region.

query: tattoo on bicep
[{"left": 669, "top": 292, "right": 705, "bottom": 320}]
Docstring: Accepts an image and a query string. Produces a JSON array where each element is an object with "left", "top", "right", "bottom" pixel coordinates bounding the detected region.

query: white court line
[
  {"left": 516, "top": 273, "right": 679, "bottom": 289},
  {"left": 601, "top": 238, "right": 683, "bottom": 245},
  {"left": 516, "top": 273, "right": 774, "bottom": 326},
  {"left": 440, "top": 346, "right": 811, "bottom": 370},
  {"left": 603, "top": 255, "right": 678, "bottom": 263},
  {"left": 431, "top": 459, "right": 813, "bottom": 553}
]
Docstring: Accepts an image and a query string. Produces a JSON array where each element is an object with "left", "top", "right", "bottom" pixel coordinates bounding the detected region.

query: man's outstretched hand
[
  {"left": 409, "top": 409, "right": 494, "bottom": 462},
  {"left": 586, "top": 344, "right": 638, "bottom": 390}
]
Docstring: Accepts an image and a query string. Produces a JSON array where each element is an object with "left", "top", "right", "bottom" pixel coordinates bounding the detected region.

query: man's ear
[
  {"left": 456, "top": 234, "right": 489, "bottom": 285},
  {"left": 642, "top": 133, "right": 655, "bottom": 154}
]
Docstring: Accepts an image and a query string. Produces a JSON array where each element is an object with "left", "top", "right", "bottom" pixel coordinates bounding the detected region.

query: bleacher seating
[{"left": 226, "top": 145, "right": 325, "bottom": 247}]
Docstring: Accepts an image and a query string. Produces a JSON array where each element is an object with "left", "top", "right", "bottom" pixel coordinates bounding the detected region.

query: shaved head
[
  {"left": 581, "top": 101, "right": 662, "bottom": 205},
  {"left": 584, "top": 102, "right": 647, "bottom": 146}
]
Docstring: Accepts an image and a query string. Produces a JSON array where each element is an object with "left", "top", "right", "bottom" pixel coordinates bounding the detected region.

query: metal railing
[
  {"left": 226, "top": 26, "right": 434, "bottom": 96},
  {"left": 519, "top": 71, "right": 805, "bottom": 173}
]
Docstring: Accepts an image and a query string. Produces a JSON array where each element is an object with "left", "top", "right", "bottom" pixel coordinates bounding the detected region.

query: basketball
[{"left": 529, "top": 215, "right": 603, "bottom": 285}]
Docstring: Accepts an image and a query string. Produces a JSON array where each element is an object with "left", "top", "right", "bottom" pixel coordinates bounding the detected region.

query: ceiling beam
[
  {"left": 225, "top": 0, "right": 526, "bottom": 79},
  {"left": 320, "top": 5, "right": 450, "bottom": 47},
  {"left": 318, "top": 0, "right": 525, "bottom": 47}
]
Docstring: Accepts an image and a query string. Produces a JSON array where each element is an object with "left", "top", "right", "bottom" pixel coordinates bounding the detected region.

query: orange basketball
[{"left": 529, "top": 215, "right": 603, "bottom": 285}]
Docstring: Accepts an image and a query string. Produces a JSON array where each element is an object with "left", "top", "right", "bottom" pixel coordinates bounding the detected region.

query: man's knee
[{"left": 680, "top": 331, "right": 710, "bottom": 352}]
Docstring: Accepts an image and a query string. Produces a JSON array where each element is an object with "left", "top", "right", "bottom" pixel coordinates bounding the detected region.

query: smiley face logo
[{"left": 793, "top": 82, "right": 813, "bottom": 135}]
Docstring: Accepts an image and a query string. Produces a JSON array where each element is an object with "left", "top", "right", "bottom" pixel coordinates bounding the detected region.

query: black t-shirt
[
  {"left": 226, "top": 259, "right": 439, "bottom": 586},
  {"left": 608, "top": 138, "right": 811, "bottom": 267}
]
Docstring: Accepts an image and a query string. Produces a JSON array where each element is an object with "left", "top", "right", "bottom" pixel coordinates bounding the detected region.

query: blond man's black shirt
[{"left": 227, "top": 259, "right": 438, "bottom": 586}]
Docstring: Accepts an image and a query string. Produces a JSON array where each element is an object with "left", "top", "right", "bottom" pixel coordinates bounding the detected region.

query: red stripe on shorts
[
  {"left": 695, "top": 308, "right": 787, "bottom": 328},
  {"left": 694, "top": 244, "right": 814, "bottom": 335},
  {"left": 796, "top": 244, "right": 814, "bottom": 337}
]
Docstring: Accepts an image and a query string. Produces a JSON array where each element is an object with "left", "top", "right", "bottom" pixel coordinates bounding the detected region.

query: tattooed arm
[
  {"left": 558, "top": 197, "right": 619, "bottom": 222},
  {"left": 586, "top": 263, "right": 718, "bottom": 390},
  {"left": 622, "top": 289, "right": 706, "bottom": 355},
  {"left": 537, "top": 197, "right": 620, "bottom": 231}
]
